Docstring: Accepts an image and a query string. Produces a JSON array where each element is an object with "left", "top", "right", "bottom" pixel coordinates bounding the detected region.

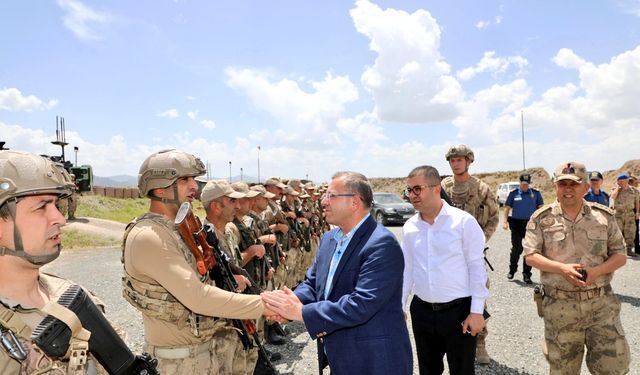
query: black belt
[{"left": 416, "top": 296, "right": 470, "bottom": 311}]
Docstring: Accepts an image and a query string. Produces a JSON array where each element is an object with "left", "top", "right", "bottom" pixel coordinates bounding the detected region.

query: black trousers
[
  {"left": 508, "top": 217, "right": 532, "bottom": 276},
  {"left": 410, "top": 296, "right": 476, "bottom": 375}
]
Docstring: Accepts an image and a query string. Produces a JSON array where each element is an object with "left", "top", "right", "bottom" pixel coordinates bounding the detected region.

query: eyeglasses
[
  {"left": 404, "top": 184, "right": 439, "bottom": 196},
  {"left": 322, "top": 192, "right": 355, "bottom": 200}
]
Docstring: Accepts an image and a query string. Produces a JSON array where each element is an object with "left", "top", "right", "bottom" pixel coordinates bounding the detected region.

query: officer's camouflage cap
[{"left": 554, "top": 161, "right": 587, "bottom": 183}]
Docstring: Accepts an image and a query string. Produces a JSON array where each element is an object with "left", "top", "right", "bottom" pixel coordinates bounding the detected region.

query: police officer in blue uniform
[
  {"left": 502, "top": 173, "right": 544, "bottom": 284},
  {"left": 584, "top": 171, "right": 610, "bottom": 207}
]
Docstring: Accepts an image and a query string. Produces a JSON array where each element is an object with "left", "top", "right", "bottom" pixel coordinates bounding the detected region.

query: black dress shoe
[
  {"left": 523, "top": 274, "right": 533, "bottom": 284},
  {"left": 507, "top": 272, "right": 514, "bottom": 280}
]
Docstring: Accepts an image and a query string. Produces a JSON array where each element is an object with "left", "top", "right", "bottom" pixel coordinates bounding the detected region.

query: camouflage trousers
[
  {"left": 148, "top": 323, "right": 257, "bottom": 375},
  {"left": 615, "top": 213, "right": 637, "bottom": 252},
  {"left": 542, "top": 292, "right": 629, "bottom": 375},
  {"left": 149, "top": 340, "right": 219, "bottom": 375},
  {"left": 284, "top": 248, "right": 301, "bottom": 288}
]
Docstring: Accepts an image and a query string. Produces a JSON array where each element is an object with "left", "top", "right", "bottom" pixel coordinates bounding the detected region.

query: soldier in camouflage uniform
[
  {"left": 611, "top": 173, "right": 640, "bottom": 256},
  {"left": 523, "top": 161, "right": 630, "bottom": 375},
  {"left": 441, "top": 144, "right": 499, "bottom": 365},
  {"left": 0, "top": 151, "right": 118, "bottom": 374},
  {"left": 280, "top": 185, "right": 304, "bottom": 288},
  {"left": 263, "top": 178, "right": 291, "bottom": 290},
  {"left": 122, "top": 151, "right": 270, "bottom": 375},
  {"left": 629, "top": 175, "right": 640, "bottom": 254}
]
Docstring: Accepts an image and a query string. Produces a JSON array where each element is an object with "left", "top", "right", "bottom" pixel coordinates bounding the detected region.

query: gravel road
[{"left": 44, "top": 215, "right": 640, "bottom": 374}]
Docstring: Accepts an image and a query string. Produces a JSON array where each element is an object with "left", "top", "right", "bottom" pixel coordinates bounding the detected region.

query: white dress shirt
[{"left": 401, "top": 200, "right": 489, "bottom": 314}]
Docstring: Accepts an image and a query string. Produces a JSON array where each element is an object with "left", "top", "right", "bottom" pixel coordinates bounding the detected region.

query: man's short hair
[
  {"left": 332, "top": 171, "right": 373, "bottom": 209},
  {"left": 407, "top": 166, "right": 441, "bottom": 185}
]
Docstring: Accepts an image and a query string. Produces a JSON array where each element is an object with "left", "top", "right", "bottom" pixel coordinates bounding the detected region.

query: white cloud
[
  {"left": 200, "top": 120, "right": 216, "bottom": 129},
  {"left": 225, "top": 67, "right": 358, "bottom": 147},
  {"left": 186, "top": 96, "right": 196, "bottom": 101},
  {"left": 187, "top": 110, "right": 199, "bottom": 120},
  {"left": 453, "top": 79, "right": 532, "bottom": 144},
  {"left": 495, "top": 15, "right": 503, "bottom": 24},
  {"left": 552, "top": 48, "right": 587, "bottom": 69},
  {"left": 476, "top": 20, "right": 490, "bottom": 29},
  {"left": 156, "top": 109, "right": 179, "bottom": 118},
  {"left": 350, "top": 0, "right": 463, "bottom": 123},
  {"left": 57, "top": 0, "right": 110, "bottom": 41},
  {"left": 457, "top": 51, "right": 528, "bottom": 81},
  {"left": 0, "top": 88, "right": 58, "bottom": 112},
  {"left": 615, "top": 0, "right": 640, "bottom": 17}
]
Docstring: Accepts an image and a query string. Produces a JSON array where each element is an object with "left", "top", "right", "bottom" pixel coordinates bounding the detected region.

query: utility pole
[
  {"left": 257, "top": 145, "right": 261, "bottom": 183},
  {"left": 240, "top": 167, "right": 243, "bottom": 182},
  {"left": 74, "top": 146, "right": 79, "bottom": 167},
  {"left": 229, "top": 161, "right": 232, "bottom": 182},
  {"left": 521, "top": 110, "right": 526, "bottom": 171}
]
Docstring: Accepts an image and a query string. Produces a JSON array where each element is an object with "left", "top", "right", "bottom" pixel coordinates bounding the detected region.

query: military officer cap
[
  {"left": 519, "top": 173, "right": 531, "bottom": 184},
  {"left": 554, "top": 161, "right": 587, "bottom": 183},
  {"left": 588, "top": 171, "right": 603, "bottom": 181}
]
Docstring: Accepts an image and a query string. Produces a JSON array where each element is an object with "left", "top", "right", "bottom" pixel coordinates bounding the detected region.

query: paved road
[{"left": 44, "top": 216, "right": 640, "bottom": 374}]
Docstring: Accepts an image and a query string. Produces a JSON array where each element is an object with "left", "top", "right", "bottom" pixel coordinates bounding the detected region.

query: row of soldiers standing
[{"left": 207, "top": 177, "right": 329, "bottom": 347}]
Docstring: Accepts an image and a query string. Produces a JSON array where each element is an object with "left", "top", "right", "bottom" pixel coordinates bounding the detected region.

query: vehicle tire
[{"left": 375, "top": 211, "right": 387, "bottom": 226}]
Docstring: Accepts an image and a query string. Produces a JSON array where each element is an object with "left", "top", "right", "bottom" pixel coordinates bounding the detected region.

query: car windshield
[{"left": 374, "top": 194, "right": 404, "bottom": 204}]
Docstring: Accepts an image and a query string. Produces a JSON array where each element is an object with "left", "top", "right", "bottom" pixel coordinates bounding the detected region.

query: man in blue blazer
[{"left": 262, "top": 171, "right": 412, "bottom": 374}]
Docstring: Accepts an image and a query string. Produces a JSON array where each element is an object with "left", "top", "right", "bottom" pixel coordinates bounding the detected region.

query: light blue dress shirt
[{"left": 324, "top": 213, "right": 370, "bottom": 299}]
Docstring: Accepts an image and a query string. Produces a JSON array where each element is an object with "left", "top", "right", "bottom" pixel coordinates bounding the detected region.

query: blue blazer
[{"left": 295, "top": 215, "right": 412, "bottom": 375}]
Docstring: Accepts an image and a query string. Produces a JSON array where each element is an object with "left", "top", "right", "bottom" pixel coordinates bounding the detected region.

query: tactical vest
[
  {"left": 442, "top": 176, "right": 490, "bottom": 227},
  {"left": 120, "top": 213, "right": 218, "bottom": 339},
  {"left": 0, "top": 274, "right": 98, "bottom": 375}
]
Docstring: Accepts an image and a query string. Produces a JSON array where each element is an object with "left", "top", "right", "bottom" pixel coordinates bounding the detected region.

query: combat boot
[
  {"left": 475, "top": 336, "right": 491, "bottom": 365},
  {"left": 265, "top": 323, "right": 285, "bottom": 345}
]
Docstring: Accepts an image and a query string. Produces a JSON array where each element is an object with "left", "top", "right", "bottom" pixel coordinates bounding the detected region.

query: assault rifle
[
  {"left": 31, "top": 284, "right": 158, "bottom": 375},
  {"left": 174, "top": 203, "right": 278, "bottom": 375}
]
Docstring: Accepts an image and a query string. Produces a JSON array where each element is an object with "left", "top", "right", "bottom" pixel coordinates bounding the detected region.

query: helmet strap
[{"left": 149, "top": 184, "right": 181, "bottom": 208}]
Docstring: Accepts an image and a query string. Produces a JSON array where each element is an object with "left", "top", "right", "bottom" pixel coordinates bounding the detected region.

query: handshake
[{"left": 261, "top": 287, "right": 303, "bottom": 322}]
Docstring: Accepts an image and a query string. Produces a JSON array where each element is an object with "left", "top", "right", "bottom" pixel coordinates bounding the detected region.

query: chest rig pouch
[{"left": 121, "top": 213, "right": 219, "bottom": 338}]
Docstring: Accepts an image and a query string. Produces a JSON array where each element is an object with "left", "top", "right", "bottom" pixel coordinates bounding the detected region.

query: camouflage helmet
[
  {"left": 0, "top": 151, "right": 73, "bottom": 208},
  {"left": 445, "top": 144, "right": 475, "bottom": 162},
  {"left": 138, "top": 149, "right": 206, "bottom": 196}
]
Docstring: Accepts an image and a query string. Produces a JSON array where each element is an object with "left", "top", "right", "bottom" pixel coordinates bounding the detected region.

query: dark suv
[{"left": 371, "top": 192, "right": 416, "bottom": 225}]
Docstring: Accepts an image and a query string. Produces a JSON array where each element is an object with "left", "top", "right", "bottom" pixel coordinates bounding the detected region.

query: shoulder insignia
[
  {"left": 586, "top": 201, "right": 615, "bottom": 215},
  {"left": 530, "top": 204, "right": 552, "bottom": 220}
]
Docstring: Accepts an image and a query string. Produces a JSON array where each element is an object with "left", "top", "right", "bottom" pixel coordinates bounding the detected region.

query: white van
[{"left": 496, "top": 181, "right": 520, "bottom": 206}]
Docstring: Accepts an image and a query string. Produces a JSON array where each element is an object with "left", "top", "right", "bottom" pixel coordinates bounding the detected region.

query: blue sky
[{"left": 2, "top": 0, "right": 640, "bottom": 182}]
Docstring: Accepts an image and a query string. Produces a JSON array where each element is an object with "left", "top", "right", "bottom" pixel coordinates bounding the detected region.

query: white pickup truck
[{"left": 496, "top": 181, "right": 520, "bottom": 206}]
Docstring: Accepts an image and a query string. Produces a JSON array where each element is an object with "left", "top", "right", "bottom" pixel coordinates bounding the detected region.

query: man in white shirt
[{"left": 402, "top": 165, "right": 489, "bottom": 374}]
